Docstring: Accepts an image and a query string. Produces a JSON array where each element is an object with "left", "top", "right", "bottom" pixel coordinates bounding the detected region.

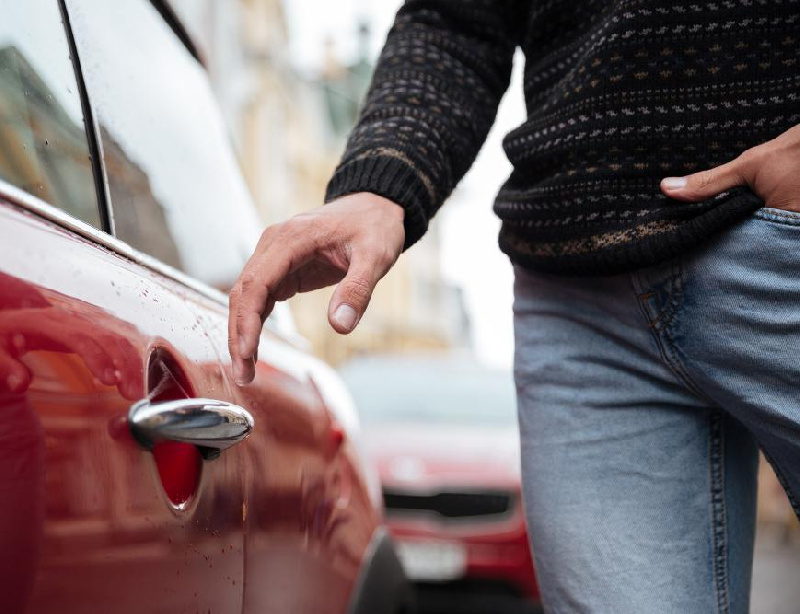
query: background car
[
  {"left": 340, "top": 355, "right": 541, "bottom": 614},
  {"left": 0, "top": 1, "right": 408, "bottom": 612}
]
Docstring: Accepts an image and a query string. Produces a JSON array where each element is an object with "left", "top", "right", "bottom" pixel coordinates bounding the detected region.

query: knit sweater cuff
[{"left": 324, "top": 155, "right": 431, "bottom": 251}]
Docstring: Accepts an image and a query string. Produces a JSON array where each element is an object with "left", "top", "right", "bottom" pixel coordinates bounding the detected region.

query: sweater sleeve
[{"left": 324, "top": 0, "right": 529, "bottom": 250}]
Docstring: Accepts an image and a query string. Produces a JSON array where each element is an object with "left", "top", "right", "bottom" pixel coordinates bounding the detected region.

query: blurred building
[{"left": 169, "top": 0, "right": 470, "bottom": 365}]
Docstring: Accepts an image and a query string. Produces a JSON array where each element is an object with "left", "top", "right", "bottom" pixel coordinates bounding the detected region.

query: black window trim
[
  {"left": 57, "top": 0, "right": 114, "bottom": 235},
  {"left": 149, "top": 0, "right": 205, "bottom": 66}
]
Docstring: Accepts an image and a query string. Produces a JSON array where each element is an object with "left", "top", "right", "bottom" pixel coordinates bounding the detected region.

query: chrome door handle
[{"left": 128, "top": 398, "right": 254, "bottom": 460}]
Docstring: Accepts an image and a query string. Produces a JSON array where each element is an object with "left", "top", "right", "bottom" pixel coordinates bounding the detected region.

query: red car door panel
[
  {"left": 194, "top": 300, "right": 382, "bottom": 613},
  {"left": 0, "top": 0, "right": 388, "bottom": 610},
  {"left": 0, "top": 200, "right": 245, "bottom": 614}
]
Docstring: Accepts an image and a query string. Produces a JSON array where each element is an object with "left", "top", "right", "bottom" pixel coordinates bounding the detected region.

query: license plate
[{"left": 397, "top": 541, "right": 467, "bottom": 581}]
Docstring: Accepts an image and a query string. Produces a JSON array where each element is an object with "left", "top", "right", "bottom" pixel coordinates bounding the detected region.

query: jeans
[{"left": 513, "top": 207, "right": 800, "bottom": 613}]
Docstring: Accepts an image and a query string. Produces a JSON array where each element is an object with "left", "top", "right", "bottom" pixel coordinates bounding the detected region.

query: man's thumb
[
  {"left": 661, "top": 155, "right": 751, "bottom": 202},
  {"left": 328, "top": 266, "right": 378, "bottom": 334}
]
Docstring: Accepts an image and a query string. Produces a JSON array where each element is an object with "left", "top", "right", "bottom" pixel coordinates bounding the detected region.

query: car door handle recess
[{"left": 129, "top": 398, "right": 254, "bottom": 460}]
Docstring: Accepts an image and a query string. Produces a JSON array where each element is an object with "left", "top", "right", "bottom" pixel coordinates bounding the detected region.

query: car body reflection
[{"left": 0, "top": 272, "right": 244, "bottom": 614}]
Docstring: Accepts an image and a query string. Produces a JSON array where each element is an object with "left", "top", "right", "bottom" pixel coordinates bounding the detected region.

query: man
[{"left": 229, "top": 1, "right": 800, "bottom": 611}]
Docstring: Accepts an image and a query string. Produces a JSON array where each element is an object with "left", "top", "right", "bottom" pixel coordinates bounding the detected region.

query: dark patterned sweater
[{"left": 325, "top": 0, "right": 800, "bottom": 275}]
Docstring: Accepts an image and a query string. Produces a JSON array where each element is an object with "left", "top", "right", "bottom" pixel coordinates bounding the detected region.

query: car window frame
[
  {"left": 0, "top": 0, "right": 110, "bottom": 233},
  {"left": 0, "top": 0, "right": 217, "bottom": 302},
  {"left": 56, "top": 0, "right": 113, "bottom": 234},
  {"left": 57, "top": 0, "right": 205, "bottom": 238},
  {"left": 0, "top": 0, "right": 300, "bottom": 343},
  {"left": 149, "top": 0, "right": 204, "bottom": 66}
]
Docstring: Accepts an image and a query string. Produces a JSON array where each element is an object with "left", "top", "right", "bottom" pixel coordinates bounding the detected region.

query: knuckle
[
  {"left": 361, "top": 240, "right": 393, "bottom": 266},
  {"left": 738, "top": 147, "right": 758, "bottom": 164},
  {"left": 239, "top": 272, "right": 258, "bottom": 294},
  {"left": 695, "top": 169, "right": 716, "bottom": 190},
  {"left": 756, "top": 145, "right": 779, "bottom": 167},
  {"left": 741, "top": 144, "right": 773, "bottom": 168},
  {"left": 735, "top": 147, "right": 767, "bottom": 182},
  {"left": 280, "top": 218, "right": 304, "bottom": 241},
  {"left": 360, "top": 242, "right": 382, "bottom": 262},
  {"left": 228, "top": 284, "right": 242, "bottom": 303},
  {"left": 343, "top": 276, "right": 373, "bottom": 303},
  {"left": 256, "top": 224, "right": 278, "bottom": 249}
]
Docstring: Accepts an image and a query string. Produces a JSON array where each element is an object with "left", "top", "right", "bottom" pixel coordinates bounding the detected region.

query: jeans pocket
[{"left": 753, "top": 207, "right": 800, "bottom": 226}]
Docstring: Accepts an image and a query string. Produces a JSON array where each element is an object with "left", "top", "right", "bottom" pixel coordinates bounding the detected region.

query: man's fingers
[
  {"left": 327, "top": 254, "right": 385, "bottom": 334},
  {"left": 227, "top": 285, "right": 249, "bottom": 385},
  {"left": 661, "top": 151, "right": 755, "bottom": 202},
  {"left": 228, "top": 196, "right": 405, "bottom": 378},
  {"left": 231, "top": 253, "right": 287, "bottom": 364},
  {"left": 236, "top": 281, "right": 268, "bottom": 360},
  {"left": 229, "top": 224, "right": 320, "bottom": 385}
]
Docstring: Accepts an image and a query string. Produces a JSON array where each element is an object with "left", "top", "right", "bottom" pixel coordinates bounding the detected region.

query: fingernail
[
  {"left": 233, "top": 362, "right": 245, "bottom": 386},
  {"left": 662, "top": 176, "right": 688, "bottom": 190},
  {"left": 333, "top": 304, "right": 358, "bottom": 332},
  {"left": 238, "top": 335, "right": 251, "bottom": 360}
]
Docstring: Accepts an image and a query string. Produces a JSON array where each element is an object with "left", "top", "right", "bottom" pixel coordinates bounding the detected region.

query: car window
[
  {"left": 0, "top": 0, "right": 101, "bottom": 228},
  {"left": 65, "top": 0, "right": 260, "bottom": 288}
]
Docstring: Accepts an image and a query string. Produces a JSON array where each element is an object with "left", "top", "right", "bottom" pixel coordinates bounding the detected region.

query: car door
[
  {"left": 60, "top": 1, "right": 386, "bottom": 613},
  {"left": 0, "top": 2, "right": 246, "bottom": 613}
]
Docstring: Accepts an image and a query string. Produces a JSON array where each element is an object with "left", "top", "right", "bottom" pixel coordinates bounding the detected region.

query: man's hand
[
  {"left": 228, "top": 193, "right": 406, "bottom": 385},
  {"left": 661, "top": 124, "right": 800, "bottom": 212}
]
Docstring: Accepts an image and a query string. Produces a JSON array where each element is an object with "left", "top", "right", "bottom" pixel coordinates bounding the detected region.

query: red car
[
  {"left": 339, "top": 356, "right": 540, "bottom": 613},
  {"left": 0, "top": 1, "right": 408, "bottom": 613}
]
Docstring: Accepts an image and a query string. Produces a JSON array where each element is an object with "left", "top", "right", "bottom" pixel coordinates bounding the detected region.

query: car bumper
[{"left": 387, "top": 511, "right": 539, "bottom": 602}]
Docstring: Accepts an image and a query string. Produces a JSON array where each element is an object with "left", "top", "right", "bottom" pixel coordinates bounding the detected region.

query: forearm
[{"left": 325, "top": 0, "right": 529, "bottom": 249}]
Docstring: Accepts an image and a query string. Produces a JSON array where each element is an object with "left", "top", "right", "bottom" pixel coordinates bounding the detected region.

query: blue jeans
[{"left": 513, "top": 207, "right": 800, "bottom": 613}]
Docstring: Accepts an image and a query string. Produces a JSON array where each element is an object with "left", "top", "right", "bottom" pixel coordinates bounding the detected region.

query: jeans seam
[
  {"left": 633, "top": 260, "right": 719, "bottom": 407},
  {"left": 753, "top": 208, "right": 800, "bottom": 225},
  {"left": 709, "top": 410, "right": 730, "bottom": 614},
  {"left": 632, "top": 272, "right": 691, "bottom": 395},
  {"left": 660, "top": 322, "right": 718, "bottom": 407},
  {"left": 655, "top": 261, "right": 729, "bottom": 612},
  {"left": 660, "top": 260, "right": 721, "bottom": 406},
  {"left": 635, "top": 263, "right": 682, "bottom": 332}
]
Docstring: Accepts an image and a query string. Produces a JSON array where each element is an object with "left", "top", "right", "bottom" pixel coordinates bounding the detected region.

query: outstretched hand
[
  {"left": 661, "top": 124, "right": 800, "bottom": 212},
  {"left": 228, "top": 193, "right": 405, "bottom": 386}
]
